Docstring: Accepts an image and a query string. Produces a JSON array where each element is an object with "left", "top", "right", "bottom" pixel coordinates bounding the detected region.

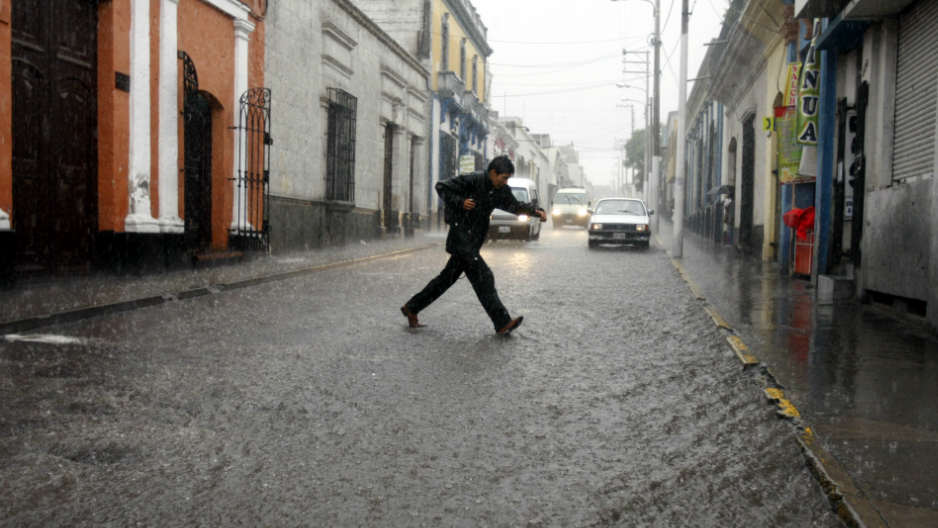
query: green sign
[
  {"left": 777, "top": 107, "right": 809, "bottom": 184},
  {"left": 797, "top": 19, "right": 822, "bottom": 146}
]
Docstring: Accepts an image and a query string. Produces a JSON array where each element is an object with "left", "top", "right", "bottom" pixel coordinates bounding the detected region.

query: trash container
[{"left": 794, "top": 230, "right": 813, "bottom": 276}]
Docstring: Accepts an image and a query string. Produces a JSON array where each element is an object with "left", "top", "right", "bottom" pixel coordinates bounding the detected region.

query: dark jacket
[{"left": 437, "top": 172, "right": 541, "bottom": 258}]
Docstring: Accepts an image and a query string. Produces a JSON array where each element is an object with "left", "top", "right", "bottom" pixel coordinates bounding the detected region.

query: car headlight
[
  {"left": 552, "top": 208, "right": 561, "bottom": 215},
  {"left": 517, "top": 214, "right": 529, "bottom": 222},
  {"left": 578, "top": 209, "right": 588, "bottom": 217},
  {"left": 591, "top": 223, "right": 603, "bottom": 230},
  {"left": 636, "top": 225, "right": 645, "bottom": 231}
]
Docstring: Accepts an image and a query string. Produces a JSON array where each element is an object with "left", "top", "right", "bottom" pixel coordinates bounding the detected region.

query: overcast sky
[{"left": 470, "top": 0, "right": 727, "bottom": 186}]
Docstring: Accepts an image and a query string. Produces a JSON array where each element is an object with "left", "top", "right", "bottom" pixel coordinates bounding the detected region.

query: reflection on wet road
[
  {"left": 656, "top": 222, "right": 938, "bottom": 525},
  {"left": 1, "top": 227, "right": 839, "bottom": 526}
]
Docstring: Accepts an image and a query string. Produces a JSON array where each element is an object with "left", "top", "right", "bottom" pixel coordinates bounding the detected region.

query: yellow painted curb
[
  {"left": 776, "top": 399, "right": 802, "bottom": 419},
  {"left": 686, "top": 281, "right": 706, "bottom": 301},
  {"left": 764, "top": 387, "right": 785, "bottom": 401},
  {"left": 670, "top": 260, "right": 706, "bottom": 300},
  {"left": 703, "top": 305, "right": 732, "bottom": 330},
  {"left": 726, "top": 335, "right": 758, "bottom": 366},
  {"left": 764, "top": 388, "right": 802, "bottom": 419}
]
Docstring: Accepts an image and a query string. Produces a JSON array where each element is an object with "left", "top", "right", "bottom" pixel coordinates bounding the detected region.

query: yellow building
[{"left": 351, "top": 0, "right": 494, "bottom": 228}]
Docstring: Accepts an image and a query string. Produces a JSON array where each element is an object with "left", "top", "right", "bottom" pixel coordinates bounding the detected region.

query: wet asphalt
[
  {"left": 0, "top": 226, "right": 841, "bottom": 527},
  {"left": 656, "top": 222, "right": 938, "bottom": 525}
]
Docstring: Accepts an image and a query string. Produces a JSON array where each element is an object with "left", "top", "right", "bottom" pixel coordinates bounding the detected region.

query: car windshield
[
  {"left": 511, "top": 188, "right": 528, "bottom": 202},
  {"left": 555, "top": 193, "right": 586, "bottom": 205},
  {"left": 594, "top": 200, "right": 646, "bottom": 216}
]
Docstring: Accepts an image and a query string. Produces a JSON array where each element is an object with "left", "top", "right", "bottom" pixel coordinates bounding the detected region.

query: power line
[
  {"left": 490, "top": 82, "right": 613, "bottom": 98},
  {"left": 489, "top": 52, "right": 619, "bottom": 68},
  {"left": 486, "top": 34, "right": 649, "bottom": 45},
  {"left": 492, "top": 78, "right": 625, "bottom": 87},
  {"left": 489, "top": 54, "right": 623, "bottom": 77}
]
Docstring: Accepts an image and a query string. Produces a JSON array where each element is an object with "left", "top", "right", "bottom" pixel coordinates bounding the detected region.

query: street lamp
[
  {"left": 612, "top": 0, "right": 660, "bottom": 231},
  {"left": 616, "top": 83, "right": 646, "bottom": 93}
]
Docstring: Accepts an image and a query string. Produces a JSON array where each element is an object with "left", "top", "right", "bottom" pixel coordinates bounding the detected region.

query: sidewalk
[
  {"left": 656, "top": 222, "right": 938, "bottom": 528},
  {"left": 0, "top": 234, "right": 443, "bottom": 334}
]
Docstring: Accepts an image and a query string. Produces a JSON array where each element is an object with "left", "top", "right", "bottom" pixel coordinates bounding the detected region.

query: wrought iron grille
[
  {"left": 231, "top": 87, "right": 272, "bottom": 252},
  {"left": 180, "top": 51, "right": 213, "bottom": 252},
  {"left": 326, "top": 88, "right": 357, "bottom": 202}
]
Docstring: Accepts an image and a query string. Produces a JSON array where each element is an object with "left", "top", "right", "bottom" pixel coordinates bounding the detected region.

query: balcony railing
[
  {"left": 477, "top": 100, "right": 489, "bottom": 126},
  {"left": 438, "top": 71, "right": 464, "bottom": 107},
  {"left": 464, "top": 90, "right": 479, "bottom": 121}
]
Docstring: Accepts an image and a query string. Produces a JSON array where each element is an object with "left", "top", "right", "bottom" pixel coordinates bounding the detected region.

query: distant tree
[{"left": 624, "top": 128, "right": 646, "bottom": 192}]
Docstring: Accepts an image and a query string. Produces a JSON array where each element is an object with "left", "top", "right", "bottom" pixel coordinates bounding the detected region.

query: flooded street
[{"left": 1, "top": 229, "right": 840, "bottom": 526}]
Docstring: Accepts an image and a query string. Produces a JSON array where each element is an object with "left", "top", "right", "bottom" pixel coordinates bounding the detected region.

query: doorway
[
  {"left": 740, "top": 115, "right": 756, "bottom": 254},
  {"left": 383, "top": 123, "right": 397, "bottom": 233},
  {"left": 12, "top": 0, "right": 98, "bottom": 272},
  {"left": 181, "top": 54, "right": 213, "bottom": 252}
]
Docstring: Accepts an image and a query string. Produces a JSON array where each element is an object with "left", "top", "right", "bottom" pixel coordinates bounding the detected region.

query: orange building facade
[{"left": 0, "top": 0, "right": 267, "bottom": 283}]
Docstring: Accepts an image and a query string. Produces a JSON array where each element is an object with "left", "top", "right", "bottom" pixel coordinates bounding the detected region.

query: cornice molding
[
  {"left": 322, "top": 21, "right": 358, "bottom": 51},
  {"left": 330, "top": 0, "right": 430, "bottom": 77},
  {"left": 201, "top": 0, "right": 251, "bottom": 21},
  {"left": 440, "top": 0, "right": 491, "bottom": 57}
]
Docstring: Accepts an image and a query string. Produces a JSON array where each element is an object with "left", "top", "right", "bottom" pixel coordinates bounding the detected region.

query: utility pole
[
  {"left": 652, "top": 0, "right": 661, "bottom": 233},
  {"left": 672, "top": 0, "right": 688, "bottom": 257},
  {"left": 644, "top": 53, "right": 650, "bottom": 205}
]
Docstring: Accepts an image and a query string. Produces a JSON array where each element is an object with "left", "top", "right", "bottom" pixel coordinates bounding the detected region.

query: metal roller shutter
[{"left": 892, "top": 0, "right": 938, "bottom": 181}]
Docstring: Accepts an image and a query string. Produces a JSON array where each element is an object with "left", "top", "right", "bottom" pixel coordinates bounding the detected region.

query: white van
[
  {"left": 551, "top": 187, "right": 592, "bottom": 228},
  {"left": 488, "top": 177, "right": 543, "bottom": 241}
]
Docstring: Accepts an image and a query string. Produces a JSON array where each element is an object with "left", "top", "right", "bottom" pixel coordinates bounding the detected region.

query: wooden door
[{"left": 12, "top": 0, "right": 98, "bottom": 271}]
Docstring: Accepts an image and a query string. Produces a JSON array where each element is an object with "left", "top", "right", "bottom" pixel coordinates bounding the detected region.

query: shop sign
[
  {"left": 777, "top": 106, "right": 812, "bottom": 184},
  {"left": 797, "top": 19, "right": 822, "bottom": 146},
  {"left": 784, "top": 63, "right": 801, "bottom": 107},
  {"left": 459, "top": 155, "right": 476, "bottom": 174}
]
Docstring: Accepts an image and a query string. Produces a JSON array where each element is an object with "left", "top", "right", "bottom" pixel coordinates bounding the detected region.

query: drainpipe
[{"left": 813, "top": 48, "right": 838, "bottom": 281}]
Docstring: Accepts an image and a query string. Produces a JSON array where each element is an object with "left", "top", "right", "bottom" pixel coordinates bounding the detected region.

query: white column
[
  {"left": 158, "top": 0, "right": 183, "bottom": 233},
  {"left": 230, "top": 18, "right": 255, "bottom": 232},
  {"left": 0, "top": 208, "right": 9, "bottom": 230},
  {"left": 125, "top": 0, "right": 159, "bottom": 233}
]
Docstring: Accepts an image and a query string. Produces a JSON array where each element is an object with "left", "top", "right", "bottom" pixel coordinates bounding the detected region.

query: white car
[
  {"left": 587, "top": 198, "right": 653, "bottom": 249},
  {"left": 551, "top": 188, "right": 591, "bottom": 228}
]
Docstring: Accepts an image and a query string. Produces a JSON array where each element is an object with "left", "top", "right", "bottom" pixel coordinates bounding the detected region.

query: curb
[
  {"left": 652, "top": 233, "right": 875, "bottom": 528},
  {"left": 0, "top": 244, "right": 439, "bottom": 335}
]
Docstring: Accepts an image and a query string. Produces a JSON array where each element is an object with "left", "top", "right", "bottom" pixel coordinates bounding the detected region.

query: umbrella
[{"left": 706, "top": 184, "right": 734, "bottom": 196}]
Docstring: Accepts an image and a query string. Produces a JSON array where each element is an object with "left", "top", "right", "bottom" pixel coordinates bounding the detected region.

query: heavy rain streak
[{"left": 1, "top": 0, "right": 936, "bottom": 527}]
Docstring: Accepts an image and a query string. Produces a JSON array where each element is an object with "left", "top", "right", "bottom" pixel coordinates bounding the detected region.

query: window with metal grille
[{"left": 326, "top": 88, "right": 357, "bottom": 202}]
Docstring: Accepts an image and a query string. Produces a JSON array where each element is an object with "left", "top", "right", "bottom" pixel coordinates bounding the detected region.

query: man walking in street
[{"left": 401, "top": 156, "right": 547, "bottom": 335}]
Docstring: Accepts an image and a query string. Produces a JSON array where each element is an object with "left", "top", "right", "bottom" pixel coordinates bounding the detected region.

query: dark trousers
[{"left": 405, "top": 254, "right": 511, "bottom": 330}]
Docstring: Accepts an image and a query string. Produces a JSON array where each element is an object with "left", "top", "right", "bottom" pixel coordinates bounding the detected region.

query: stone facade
[{"left": 265, "top": 0, "right": 431, "bottom": 253}]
